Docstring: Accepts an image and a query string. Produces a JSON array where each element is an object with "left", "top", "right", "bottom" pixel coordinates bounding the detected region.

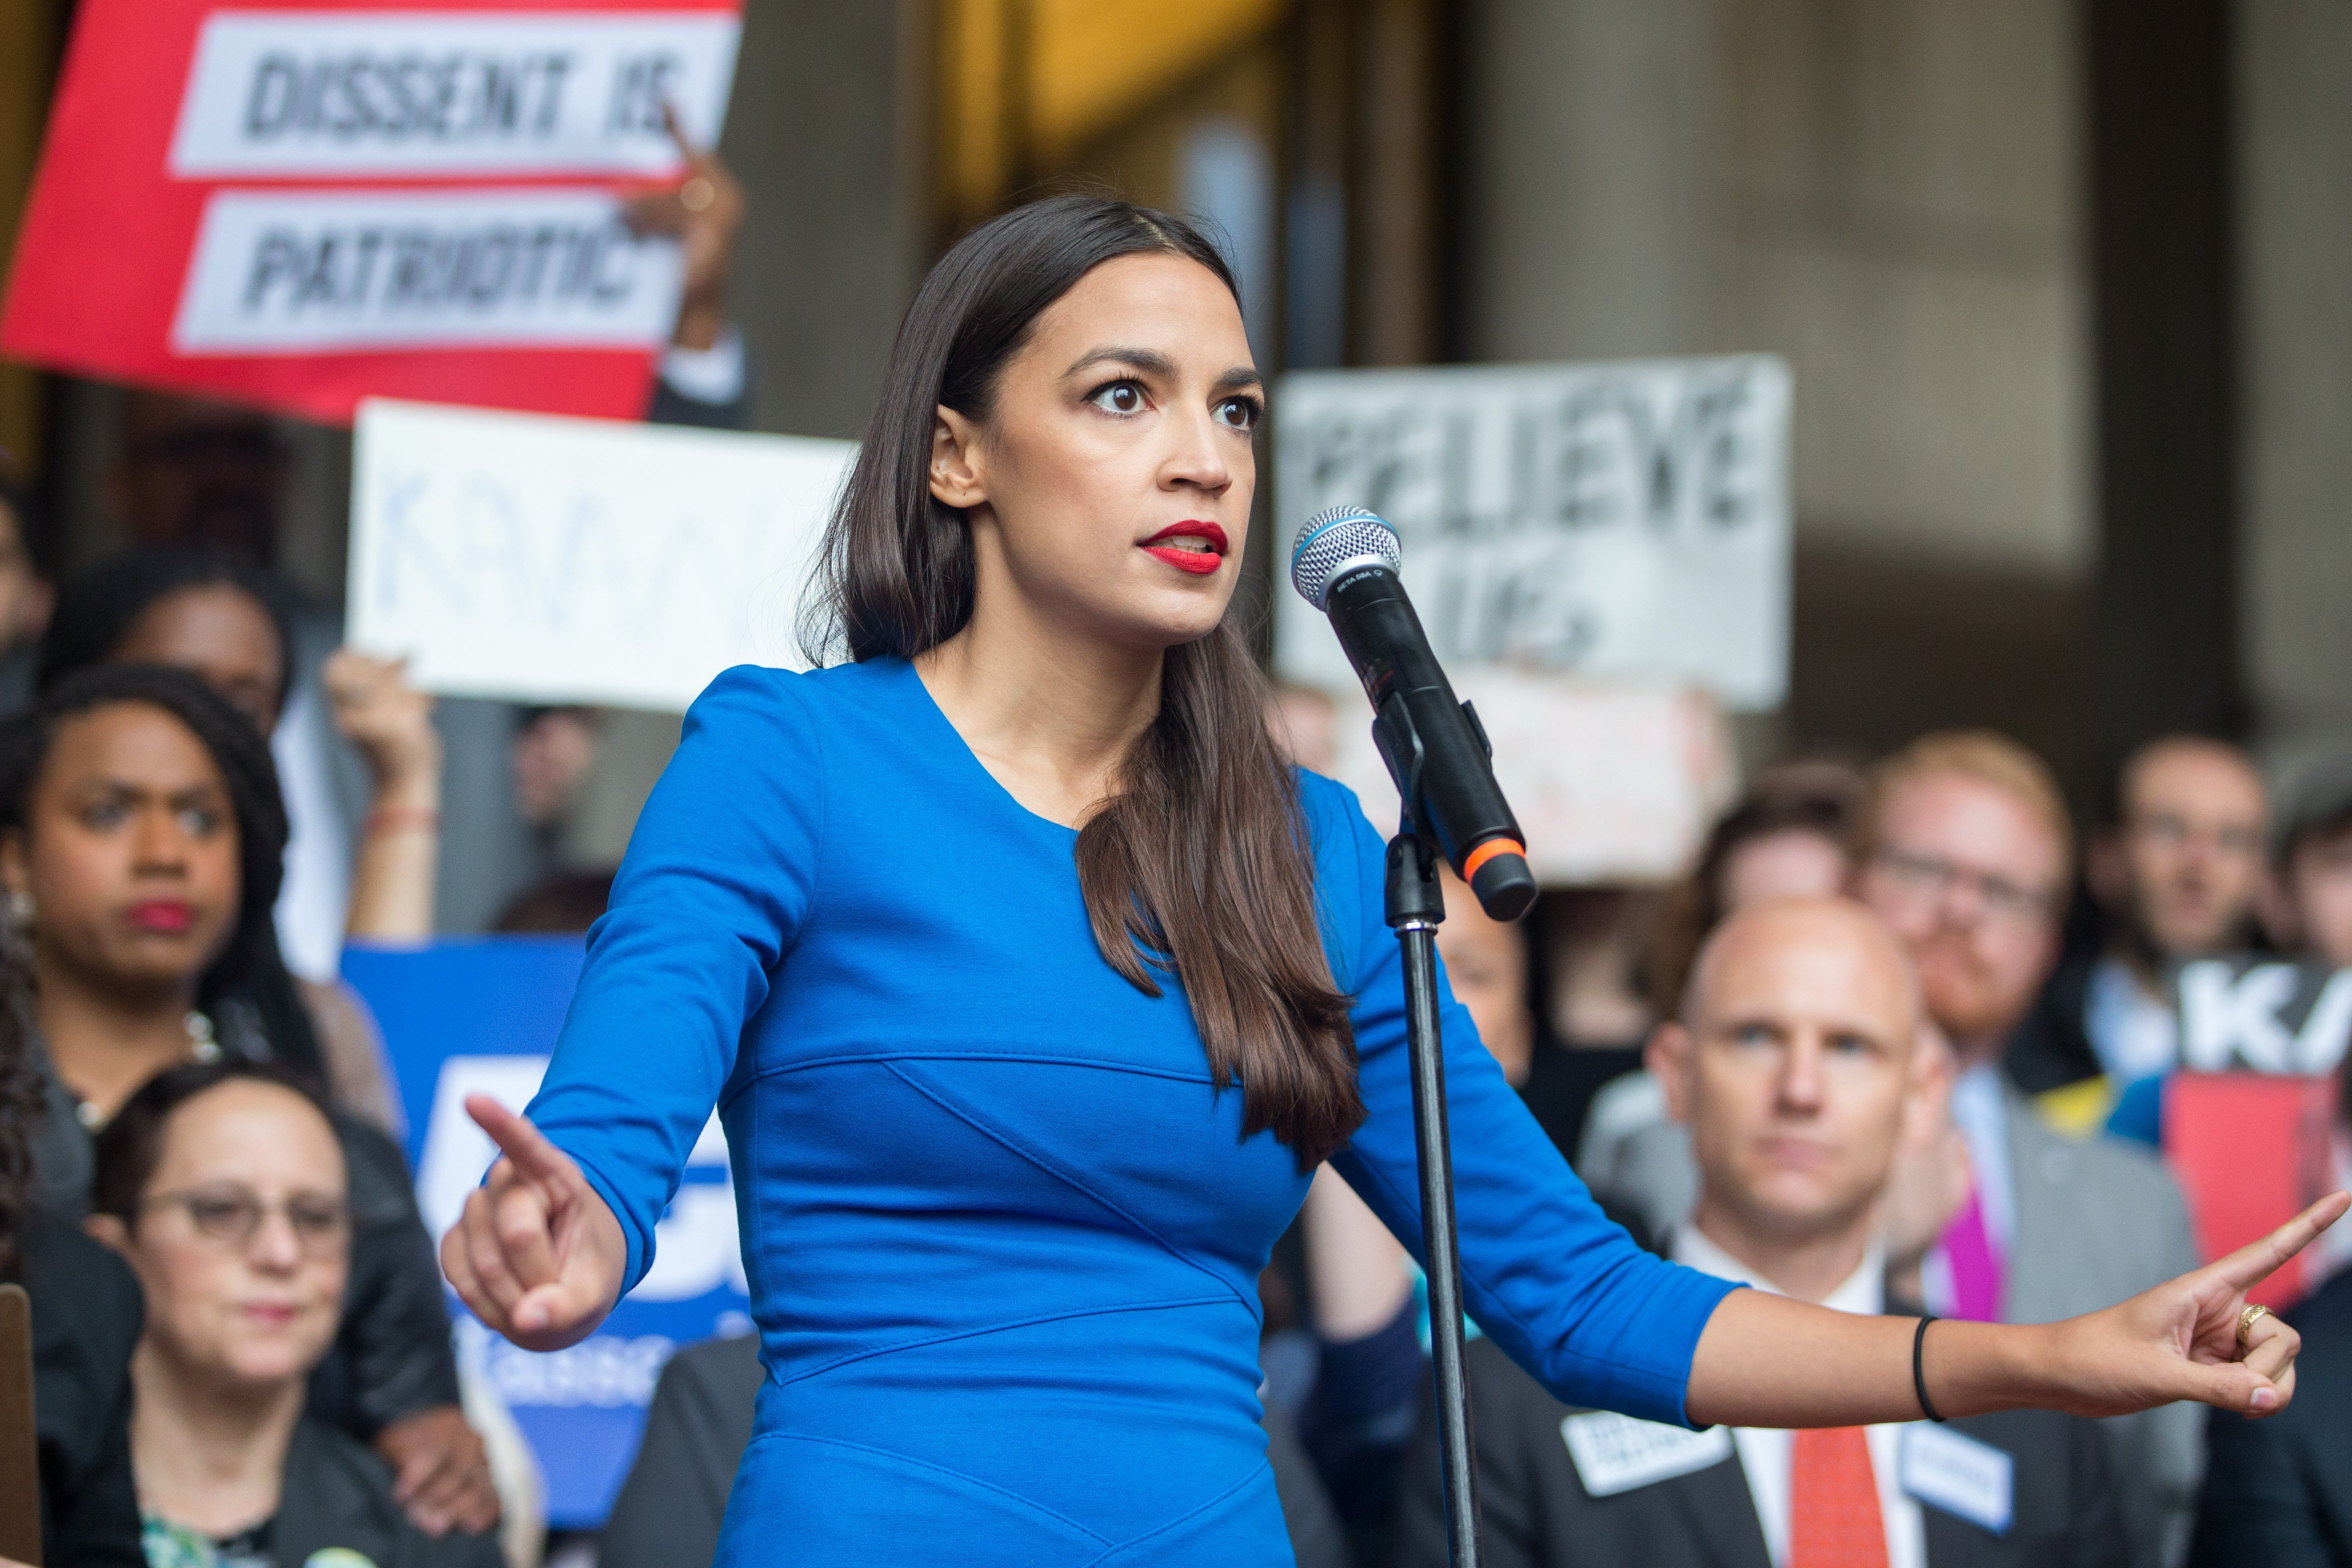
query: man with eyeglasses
[
  {"left": 2004, "top": 739, "right": 2270, "bottom": 1102},
  {"left": 1853, "top": 731, "right": 2203, "bottom": 1568}
]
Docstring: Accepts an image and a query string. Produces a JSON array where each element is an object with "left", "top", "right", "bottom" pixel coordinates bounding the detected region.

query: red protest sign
[
  {"left": 2166, "top": 1072, "right": 2340, "bottom": 1311},
  {"left": 0, "top": 0, "right": 740, "bottom": 426}
]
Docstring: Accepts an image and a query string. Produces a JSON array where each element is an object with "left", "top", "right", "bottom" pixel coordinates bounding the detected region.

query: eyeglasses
[
  {"left": 136, "top": 1185, "right": 350, "bottom": 1255},
  {"left": 1868, "top": 846, "right": 2056, "bottom": 925}
]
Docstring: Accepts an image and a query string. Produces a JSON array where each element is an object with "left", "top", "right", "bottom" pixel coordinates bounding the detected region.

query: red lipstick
[
  {"left": 1140, "top": 520, "right": 1228, "bottom": 576},
  {"left": 125, "top": 901, "right": 194, "bottom": 934}
]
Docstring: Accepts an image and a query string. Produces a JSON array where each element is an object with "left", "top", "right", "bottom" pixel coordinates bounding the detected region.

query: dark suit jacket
[
  {"left": 2189, "top": 1266, "right": 2352, "bottom": 1567},
  {"left": 2004, "top": 952, "right": 2102, "bottom": 1096},
  {"left": 1395, "top": 1338, "right": 2126, "bottom": 1568},
  {"left": 20, "top": 1212, "right": 144, "bottom": 1568},
  {"left": 277, "top": 1417, "right": 506, "bottom": 1568},
  {"left": 599, "top": 1334, "right": 762, "bottom": 1568}
]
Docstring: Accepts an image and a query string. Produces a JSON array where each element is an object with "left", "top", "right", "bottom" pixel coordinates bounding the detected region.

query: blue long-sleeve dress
[{"left": 524, "top": 657, "right": 1740, "bottom": 1565}]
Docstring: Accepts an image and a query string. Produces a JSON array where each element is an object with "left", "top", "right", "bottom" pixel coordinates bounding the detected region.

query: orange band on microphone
[{"left": 1462, "top": 838, "right": 1525, "bottom": 882}]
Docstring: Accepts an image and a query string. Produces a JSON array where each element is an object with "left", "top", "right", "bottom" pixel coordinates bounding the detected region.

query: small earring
[{"left": 8, "top": 890, "right": 32, "bottom": 929}]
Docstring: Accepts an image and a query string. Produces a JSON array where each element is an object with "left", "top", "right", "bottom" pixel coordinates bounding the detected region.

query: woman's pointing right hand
[{"left": 440, "top": 1096, "right": 628, "bottom": 1352}]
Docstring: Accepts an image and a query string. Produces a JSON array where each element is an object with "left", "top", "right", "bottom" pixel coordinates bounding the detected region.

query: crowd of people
[
  {"left": 572, "top": 703, "right": 2352, "bottom": 1568},
  {"left": 1247, "top": 722, "right": 2352, "bottom": 1568},
  {"left": 0, "top": 175, "right": 2347, "bottom": 1568},
  {"left": 2, "top": 132, "right": 752, "bottom": 1568}
]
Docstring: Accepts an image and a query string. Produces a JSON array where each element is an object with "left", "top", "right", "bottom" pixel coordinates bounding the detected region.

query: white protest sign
[
  {"left": 2176, "top": 960, "right": 2352, "bottom": 1075},
  {"left": 350, "top": 398, "right": 854, "bottom": 710},
  {"left": 1274, "top": 356, "right": 1791, "bottom": 710},
  {"left": 169, "top": 10, "right": 741, "bottom": 178},
  {"left": 1316, "top": 670, "right": 1735, "bottom": 883},
  {"left": 415, "top": 1053, "right": 743, "bottom": 1302},
  {"left": 174, "top": 188, "right": 683, "bottom": 352}
]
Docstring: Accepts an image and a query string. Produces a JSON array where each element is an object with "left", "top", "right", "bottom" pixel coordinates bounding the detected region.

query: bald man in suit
[{"left": 1397, "top": 898, "right": 2124, "bottom": 1568}]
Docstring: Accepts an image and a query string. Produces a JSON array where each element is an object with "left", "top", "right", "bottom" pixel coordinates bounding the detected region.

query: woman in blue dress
[{"left": 442, "top": 195, "right": 2341, "bottom": 1565}]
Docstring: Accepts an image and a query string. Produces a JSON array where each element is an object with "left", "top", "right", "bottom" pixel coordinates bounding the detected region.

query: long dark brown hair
[
  {"left": 0, "top": 928, "right": 40, "bottom": 1276},
  {"left": 804, "top": 194, "right": 1362, "bottom": 1168}
]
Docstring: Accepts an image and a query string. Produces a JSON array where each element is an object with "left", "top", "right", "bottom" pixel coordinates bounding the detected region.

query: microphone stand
[{"left": 1385, "top": 812, "right": 1484, "bottom": 1568}]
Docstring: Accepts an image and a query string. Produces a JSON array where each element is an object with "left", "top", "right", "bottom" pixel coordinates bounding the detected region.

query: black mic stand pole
[{"left": 1386, "top": 814, "right": 1484, "bottom": 1568}]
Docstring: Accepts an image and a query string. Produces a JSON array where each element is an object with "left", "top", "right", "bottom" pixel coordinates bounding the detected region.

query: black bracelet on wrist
[{"left": 1914, "top": 1314, "right": 1946, "bottom": 1424}]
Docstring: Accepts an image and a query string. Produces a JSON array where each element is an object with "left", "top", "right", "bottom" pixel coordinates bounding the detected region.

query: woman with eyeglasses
[
  {"left": 88, "top": 1060, "right": 500, "bottom": 1568},
  {"left": 0, "top": 665, "right": 496, "bottom": 1541}
]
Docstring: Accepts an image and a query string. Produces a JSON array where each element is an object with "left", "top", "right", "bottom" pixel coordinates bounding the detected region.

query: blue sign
[{"left": 344, "top": 938, "right": 750, "bottom": 1528}]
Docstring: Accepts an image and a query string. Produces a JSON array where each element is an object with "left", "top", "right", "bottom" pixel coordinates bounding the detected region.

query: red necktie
[{"left": 1789, "top": 1426, "right": 1889, "bottom": 1568}]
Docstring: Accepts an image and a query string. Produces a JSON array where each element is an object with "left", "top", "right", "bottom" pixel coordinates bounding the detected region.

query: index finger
[
  {"left": 2212, "top": 1190, "right": 2352, "bottom": 1291},
  {"left": 466, "top": 1094, "right": 580, "bottom": 1192},
  {"left": 660, "top": 100, "right": 703, "bottom": 169}
]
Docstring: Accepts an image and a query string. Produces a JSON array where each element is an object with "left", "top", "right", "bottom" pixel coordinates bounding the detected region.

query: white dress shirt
[
  {"left": 1946, "top": 1062, "right": 2016, "bottom": 1258},
  {"left": 2084, "top": 956, "right": 2180, "bottom": 1084},
  {"left": 1673, "top": 1226, "right": 1926, "bottom": 1568}
]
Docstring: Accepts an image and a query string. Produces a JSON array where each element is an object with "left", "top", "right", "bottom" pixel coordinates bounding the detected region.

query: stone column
[
  {"left": 1455, "top": 0, "right": 1719, "bottom": 362},
  {"left": 2237, "top": 0, "right": 2352, "bottom": 764},
  {"left": 722, "top": 0, "right": 928, "bottom": 440}
]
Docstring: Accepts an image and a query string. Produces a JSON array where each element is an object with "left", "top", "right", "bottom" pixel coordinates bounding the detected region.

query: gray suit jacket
[{"left": 1996, "top": 1079, "right": 2204, "bottom": 1568}]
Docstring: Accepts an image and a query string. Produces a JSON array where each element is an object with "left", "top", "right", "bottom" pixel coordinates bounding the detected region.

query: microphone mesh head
[{"left": 1290, "top": 505, "right": 1402, "bottom": 610}]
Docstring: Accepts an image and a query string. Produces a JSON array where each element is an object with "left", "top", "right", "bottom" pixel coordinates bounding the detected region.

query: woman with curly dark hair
[
  {"left": 38, "top": 545, "right": 447, "bottom": 1127},
  {"left": 0, "top": 917, "right": 144, "bottom": 1564},
  {"left": 0, "top": 665, "right": 497, "bottom": 1543}
]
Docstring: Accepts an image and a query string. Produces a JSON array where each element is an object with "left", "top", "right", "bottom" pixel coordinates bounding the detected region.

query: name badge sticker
[
  {"left": 1560, "top": 1411, "right": 1734, "bottom": 1498},
  {"left": 1898, "top": 1424, "right": 2014, "bottom": 1536}
]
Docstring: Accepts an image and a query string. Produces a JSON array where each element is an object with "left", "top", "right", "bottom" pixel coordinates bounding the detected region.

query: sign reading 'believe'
[{"left": 0, "top": 0, "right": 741, "bottom": 425}]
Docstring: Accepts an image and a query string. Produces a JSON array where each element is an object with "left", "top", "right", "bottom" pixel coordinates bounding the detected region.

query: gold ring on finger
[{"left": 2238, "top": 1302, "right": 2272, "bottom": 1349}]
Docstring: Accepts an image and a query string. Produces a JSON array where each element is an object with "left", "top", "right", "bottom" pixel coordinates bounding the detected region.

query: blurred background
[
  {"left": 10, "top": 0, "right": 2347, "bottom": 818},
  {"left": 10, "top": 7, "right": 2352, "bottom": 1564}
]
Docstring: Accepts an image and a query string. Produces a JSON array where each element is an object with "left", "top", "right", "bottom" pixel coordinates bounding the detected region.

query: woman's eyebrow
[
  {"left": 1212, "top": 366, "right": 1264, "bottom": 395},
  {"left": 1064, "top": 346, "right": 1176, "bottom": 381},
  {"left": 65, "top": 776, "right": 147, "bottom": 798}
]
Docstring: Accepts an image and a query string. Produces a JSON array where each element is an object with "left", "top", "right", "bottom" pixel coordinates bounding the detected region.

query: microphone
[{"left": 1290, "top": 505, "right": 1539, "bottom": 922}]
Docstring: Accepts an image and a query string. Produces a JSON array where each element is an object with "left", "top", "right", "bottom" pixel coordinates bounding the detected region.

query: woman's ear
[
  {"left": 0, "top": 828, "right": 26, "bottom": 898},
  {"left": 928, "top": 406, "right": 988, "bottom": 511},
  {"left": 84, "top": 1212, "right": 130, "bottom": 1256}
]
